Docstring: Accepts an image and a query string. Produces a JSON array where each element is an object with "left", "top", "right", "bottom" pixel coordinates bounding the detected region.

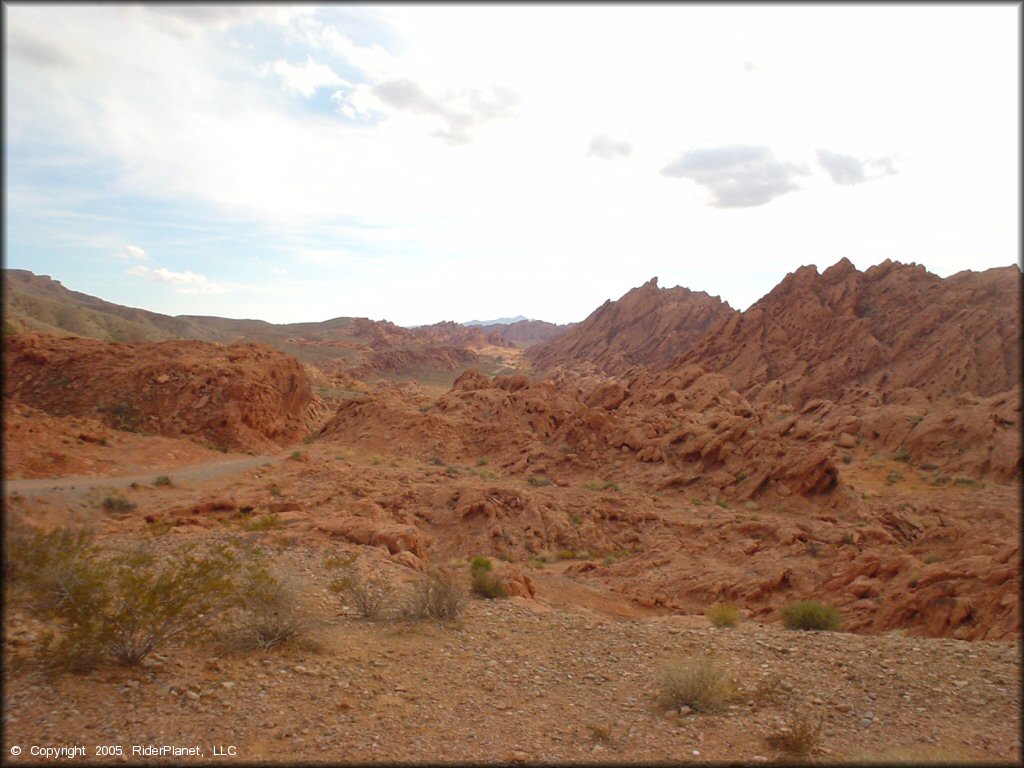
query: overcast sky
[{"left": 4, "top": 4, "right": 1019, "bottom": 326}]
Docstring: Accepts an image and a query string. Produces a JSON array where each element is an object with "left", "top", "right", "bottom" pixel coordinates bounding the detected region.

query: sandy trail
[{"left": 3, "top": 454, "right": 280, "bottom": 496}]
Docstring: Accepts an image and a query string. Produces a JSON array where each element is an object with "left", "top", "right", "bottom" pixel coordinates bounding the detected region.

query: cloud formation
[
  {"left": 126, "top": 266, "right": 226, "bottom": 295},
  {"left": 587, "top": 134, "right": 632, "bottom": 160},
  {"left": 264, "top": 56, "right": 346, "bottom": 98},
  {"left": 117, "top": 245, "right": 149, "bottom": 261},
  {"left": 371, "top": 79, "right": 519, "bottom": 144},
  {"left": 660, "top": 145, "right": 808, "bottom": 208},
  {"left": 816, "top": 148, "right": 898, "bottom": 185},
  {"left": 9, "top": 31, "right": 86, "bottom": 70}
]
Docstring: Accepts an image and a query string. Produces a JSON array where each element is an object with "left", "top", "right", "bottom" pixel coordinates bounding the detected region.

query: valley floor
[{"left": 4, "top": 568, "right": 1020, "bottom": 764}]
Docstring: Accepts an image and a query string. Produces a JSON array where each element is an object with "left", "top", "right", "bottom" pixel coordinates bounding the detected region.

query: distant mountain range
[
  {"left": 463, "top": 315, "right": 529, "bottom": 327},
  {"left": 0, "top": 270, "right": 571, "bottom": 373}
]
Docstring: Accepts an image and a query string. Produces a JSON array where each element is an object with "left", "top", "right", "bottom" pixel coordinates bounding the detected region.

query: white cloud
[
  {"left": 588, "top": 134, "right": 632, "bottom": 160},
  {"left": 816, "top": 148, "right": 898, "bottom": 186},
  {"left": 660, "top": 146, "right": 809, "bottom": 208},
  {"left": 263, "top": 55, "right": 346, "bottom": 98},
  {"left": 117, "top": 244, "right": 149, "bottom": 260},
  {"left": 126, "top": 265, "right": 227, "bottom": 295},
  {"left": 5, "top": 5, "right": 1018, "bottom": 324}
]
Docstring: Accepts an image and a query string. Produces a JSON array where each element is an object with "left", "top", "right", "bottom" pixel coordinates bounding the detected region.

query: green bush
[
  {"left": 781, "top": 600, "right": 841, "bottom": 631},
  {"left": 28, "top": 536, "right": 239, "bottom": 670},
  {"left": 471, "top": 566, "right": 509, "bottom": 599},
  {"left": 706, "top": 603, "right": 740, "bottom": 628},
  {"left": 657, "top": 657, "right": 737, "bottom": 712},
  {"left": 469, "top": 556, "right": 493, "bottom": 572}
]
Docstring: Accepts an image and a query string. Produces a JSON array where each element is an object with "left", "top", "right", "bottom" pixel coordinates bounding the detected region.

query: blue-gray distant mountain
[{"left": 463, "top": 315, "right": 529, "bottom": 327}]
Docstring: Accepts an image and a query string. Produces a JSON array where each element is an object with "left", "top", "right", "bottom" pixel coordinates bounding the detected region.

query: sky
[{"left": 4, "top": 4, "right": 1019, "bottom": 326}]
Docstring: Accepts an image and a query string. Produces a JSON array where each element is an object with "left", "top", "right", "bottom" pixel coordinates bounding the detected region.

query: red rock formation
[
  {"left": 528, "top": 278, "right": 736, "bottom": 374},
  {"left": 3, "top": 333, "right": 320, "bottom": 451},
  {"left": 675, "top": 259, "right": 1020, "bottom": 405}
]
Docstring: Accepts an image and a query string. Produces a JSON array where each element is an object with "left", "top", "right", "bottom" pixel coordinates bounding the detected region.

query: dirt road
[{"left": 3, "top": 454, "right": 280, "bottom": 497}]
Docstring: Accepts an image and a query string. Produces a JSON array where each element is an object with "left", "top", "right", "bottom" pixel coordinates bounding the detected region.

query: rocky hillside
[
  {"left": 499, "top": 318, "right": 572, "bottom": 347},
  {"left": 675, "top": 259, "right": 1020, "bottom": 406},
  {"left": 527, "top": 278, "right": 736, "bottom": 374},
  {"left": 3, "top": 333, "right": 324, "bottom": 452}
]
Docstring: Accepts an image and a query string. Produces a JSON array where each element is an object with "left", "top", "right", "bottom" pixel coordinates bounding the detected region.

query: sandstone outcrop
[
  {"left": 675, "top": 259, "right": 1020, "bottom": 405},
  {"left": 528, "top": 277, "right": 736, "bottom": 374},
  {"left": 4, "top": 333, "right": 321, "bottom": 452}
]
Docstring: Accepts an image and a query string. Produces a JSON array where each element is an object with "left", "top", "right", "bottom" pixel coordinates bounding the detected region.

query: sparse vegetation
[
  {"left": 428, "top": 456, "right": 445, "bottom": 466},
  {"left": 656, "top": 657, "right": 738, "bottom": 712},
  {"left": 233, "top": 559, "right": 316, "bottom": 650},
  {"left": 470, "top": 556, "right": 509, "bottom": 599},
  {"left": 769, "top": 710, "right": 823, "bottom": 757},
  {"left": 706, "top": 603, "right": 740, "bottom": 628},
  {"left": 22, "top": 533, "right": 239, "bottom": 670},
  {"left": 893, "top": 447, "right": 912, "bottom": 463},
  {"left": 240, "top": 513, "right": 281, "bottom": 532},
  {"left": 329, "top": 561, "right": 395, "bottom": 620},
  {"left": 886, "top": 470, "right": 903, "bottom": 485},
  {"left": 527, "top": 474, "right": 552, "bottom": 487},
  {"left": 102, "top": 495, "right": 135, "bottom": 513},
  {"left": 154, "top": 475, "right": 172, "bottom": 486},
  {"left": 404, "top": 569, "right": 466, "bottom": 623},
  {"left": 781, "top": 600, "right": 841, "bottom": 631},
  {"left": 585, "top": 480, "right": 620, "bottom": 492}
]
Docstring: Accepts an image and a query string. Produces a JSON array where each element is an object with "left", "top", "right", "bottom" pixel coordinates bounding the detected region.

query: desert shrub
[
  {"left": 289, "top": 450, "right": 303, "bottom": 460},
  {"left": 885, "top": 470, "right": 903, "bottom": 485},
  {"left": 444, "top": 465, "right": 459, "bottom": 476},
  {"left": 404, "top": 570, "right": 466, "bottom": 623},
  {"left": 470, "top": 557, "right": 508, "bottom": 598},
  {"left": 840, "top": 532, "right": 856, "bottom": 545},
  {"left": 6, "top": 526, "right": 97, "bottom": 587},
  {"left": 154, "top": 475, "right": 172, "bottom": 487},
  {"left": 102, "top": 495, "right": 135, "bottom": 513},
  {"left": 28, "top": 537, "right": 239, "bottom": 670},
  {"left": 330, "top": 564, "right": 395, "bottom": 620},
  {"left": 476, "top": 458, "right": 489, "bottom": 466},
  {"left": 781, "top": 600, "right": 841, "bottom": 631},
  {"left": 558, "top": 548, "right": 577, "bottom": 560},
  {"left": 471, "top": 569, "right": 509, "bottom": 599},
  {"left": 527, "top": 474, "right": 552, "bottom": 487},
  {"left": 769, "top": 711, "right": 823, "bottom": 757},
  {"left": 706, "top": 603, "right": 740, "bottom": 628},
  {"left": 893, "top": 448, "right": 912, "bottom": 463},
  {"left": 428, "top": 456, "right": 445, "bottom": 466},
  {"left": 585, "top": 480, "right": 620, "bottom": 492},
  {"left": 657, "top": 657, "right": 737, "bottom": 712},
  {"left": 744, "top": 672, "right": 785, "bottom": 706},
  {"left": 233, "top": 559, "right": 315, "bottom": 650},
  {"left": 469, "top": 556, "right": 493, "bottom": 572},
  {"left": 240, "top": 513, "right": 280, "bottom": 532}
]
